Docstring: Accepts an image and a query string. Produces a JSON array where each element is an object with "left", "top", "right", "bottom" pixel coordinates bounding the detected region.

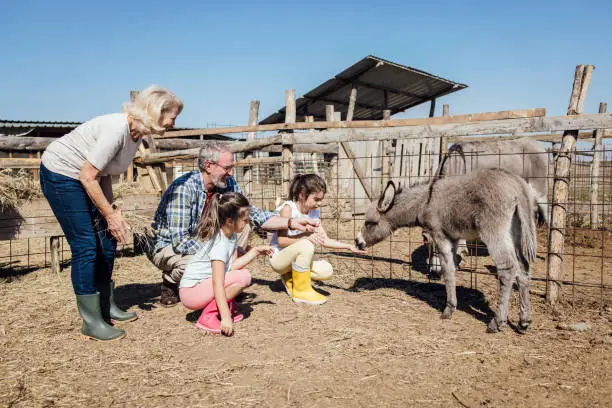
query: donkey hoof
[
  {"left": 518, "top": 321, "right": 531, "bottom": 334},
  {"left": 487, "top": 319, "right": 501, "bottom": 333},
  {"left": 441, "top": 307, "right": 455, "bottom": 319}
]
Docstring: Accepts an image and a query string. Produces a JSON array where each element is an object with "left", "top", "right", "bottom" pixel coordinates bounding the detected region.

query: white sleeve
[
  {"left": 86, "top": 119, "right": 126, "bottom": 171},
  {"left": 208, "top": 237, "right": 230, "bottom": 263}
]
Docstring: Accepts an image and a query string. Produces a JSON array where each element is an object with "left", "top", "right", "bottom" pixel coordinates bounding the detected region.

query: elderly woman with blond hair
[{"left": 40, "top": 85, "right": 183, "bottom": 341}]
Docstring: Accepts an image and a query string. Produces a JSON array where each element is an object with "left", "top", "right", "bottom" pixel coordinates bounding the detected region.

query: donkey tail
[{"left": 517, "top": 183, "right": 538, "bottom": 263}]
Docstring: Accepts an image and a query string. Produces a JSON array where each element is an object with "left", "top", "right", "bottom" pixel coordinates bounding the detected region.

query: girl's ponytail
[
  {"left": 195, "top": 193, "right": 222, "bottom": 242},
  {"left": 195, "top": 192, "right": 251, "bottom": 243}
]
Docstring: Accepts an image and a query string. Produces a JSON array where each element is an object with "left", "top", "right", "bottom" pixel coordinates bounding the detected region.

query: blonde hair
[{"left": 122, "top": 85, "right": 183, "bottom": 135}]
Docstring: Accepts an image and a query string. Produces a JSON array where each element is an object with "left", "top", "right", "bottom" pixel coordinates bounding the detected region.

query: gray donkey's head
[{"left": 355, "top": 181, "right": 427, "bottom": 250}]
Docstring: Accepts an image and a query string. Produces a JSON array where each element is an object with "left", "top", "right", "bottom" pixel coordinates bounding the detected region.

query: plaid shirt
[{"left": 152, "top": 171, "right": 273, "bottom": 255}]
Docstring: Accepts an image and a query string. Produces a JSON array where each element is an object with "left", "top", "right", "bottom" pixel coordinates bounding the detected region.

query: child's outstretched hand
[
  {"left": 253, "top": 245, "right": 274, "bottom": 257},
  {"left": 220, "top": 317, "right": 234, "bottom": 336},
  {"left": 349, "top": 244, "right": 368, "bottom": 255}
]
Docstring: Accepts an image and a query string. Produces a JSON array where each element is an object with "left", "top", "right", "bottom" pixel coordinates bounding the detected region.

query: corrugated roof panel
[
  {"left": 260, "top": 55, "right": 467, "bottom": 124},
  {"left": 0, "top": 119, "right": 82, "bottom": 128}
]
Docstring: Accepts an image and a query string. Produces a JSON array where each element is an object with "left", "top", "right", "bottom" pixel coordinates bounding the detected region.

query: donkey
[
  {"left": 355, "top": 168, "right": 546, "bottom": 333},
  {"left": 427, "top": 137, "right": 549, "bottom": 272}
]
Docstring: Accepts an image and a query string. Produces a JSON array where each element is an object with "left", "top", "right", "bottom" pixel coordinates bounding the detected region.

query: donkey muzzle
[{"left": 355, "top": 233, "right": 366, "bottom": 250}]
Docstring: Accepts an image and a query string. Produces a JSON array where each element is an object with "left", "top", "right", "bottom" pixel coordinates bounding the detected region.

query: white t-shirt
[
  {"left": 42, "top": 113, "right": 141, "bottom": 179},
  {"left": 270, "top": 200, "right": 320, "bottom": 255},
  {"left": 180, "top": 232, "right": 237, "bottom": 288}
]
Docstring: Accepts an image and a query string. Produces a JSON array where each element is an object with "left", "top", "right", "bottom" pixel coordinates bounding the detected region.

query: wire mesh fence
[{"left": 1, "top": 137, "right": 610, "bottom": 310}]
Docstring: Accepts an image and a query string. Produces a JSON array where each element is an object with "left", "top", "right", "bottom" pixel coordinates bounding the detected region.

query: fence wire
[{"left": 1, "top": 138, "right": 610, "bottom": 310}]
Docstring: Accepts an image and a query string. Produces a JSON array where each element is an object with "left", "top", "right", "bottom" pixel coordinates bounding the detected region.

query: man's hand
[{"left": 291, "top": 217, "right": 320, "bottom": 232}]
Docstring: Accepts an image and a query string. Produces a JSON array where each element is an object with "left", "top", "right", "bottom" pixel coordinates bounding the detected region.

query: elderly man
[{"left": 150, "top": 141, "right": 318, "bottom": 306}]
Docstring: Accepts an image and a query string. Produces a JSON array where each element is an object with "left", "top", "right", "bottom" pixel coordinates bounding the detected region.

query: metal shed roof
[
  {"left": 0, "top": 119, "right": 236, "bottom": 141},
  {"left": 260, "top": 55, "right": 467, "bottom": 124}
]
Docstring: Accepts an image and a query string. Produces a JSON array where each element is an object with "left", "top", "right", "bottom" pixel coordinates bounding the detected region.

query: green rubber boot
[
  {"left": 99, "top": 280, "right": 137, "bottom": 322},
  {"left": 76, "top": 293, "right": 126, "bottom": 341}
]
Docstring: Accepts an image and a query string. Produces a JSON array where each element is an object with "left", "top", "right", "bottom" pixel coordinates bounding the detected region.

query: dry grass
[
  {"left": 1, "top": 253, "right": 611, "bottom": 407},
  {"left": 112, "top": 181, "right": 155, "bottom": 200},
  {"left": 1, "top": 226, "right": 611, "bottom": 407},
  {"left": 0, "top": 169, "right": 42, "bottom": 211}
]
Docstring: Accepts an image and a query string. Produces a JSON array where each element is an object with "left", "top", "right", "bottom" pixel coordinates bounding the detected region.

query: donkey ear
[{"left": 377, "top": 181, "right": 396, "bottom": 213}]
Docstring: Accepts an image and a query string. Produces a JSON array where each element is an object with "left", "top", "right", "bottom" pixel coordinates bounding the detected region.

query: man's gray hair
[{"left": 197, "top": 141, "right": 231, "bottom": 171}]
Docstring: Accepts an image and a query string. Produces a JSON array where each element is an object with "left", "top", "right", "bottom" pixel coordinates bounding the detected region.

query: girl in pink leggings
[{"left": 179, "top": 192, "right": 273, "bottom": 336}]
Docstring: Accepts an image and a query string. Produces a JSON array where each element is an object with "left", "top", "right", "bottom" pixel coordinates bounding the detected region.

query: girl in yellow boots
[{"left": 269, "top": 174, "right": 366, "bottom": 304}]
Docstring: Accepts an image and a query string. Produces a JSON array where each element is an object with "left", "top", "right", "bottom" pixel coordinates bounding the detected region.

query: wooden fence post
[
  {"left": 346, "top": 86, "right": 357, "bottom": 122},
  {"left": 589, "top": 102, "right": 607, "bottom": 230},
  {"left": 546, "top": 64, "right": 595, "bottom": 305},
  {"left": 282, "top": 90, "right": 295, "bottom": 198},
  {"left": 244, "top": 100, "right": 259, "bottom": 196},
  {"left": 326, "top": 106, "right": 339, "bottom": 193},
  {"left": 130, "top": 90, "right": 164, "bottom": 193},
  {"left": 306, "top": 116, "right": 319, "bottom": 175},
  {"left": 381, "top": 110, "right": 393, "bottom": 189},
  {"left": 439, "top": 104, "right": 450, "bottom": 163},
  {"left": 50, "top": 236, "right": 61, "bottom": 274}
]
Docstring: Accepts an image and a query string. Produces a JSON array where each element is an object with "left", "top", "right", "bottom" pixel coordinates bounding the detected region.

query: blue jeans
[{"left": 39, "top": 164, "right": 116, "bottom": 295}]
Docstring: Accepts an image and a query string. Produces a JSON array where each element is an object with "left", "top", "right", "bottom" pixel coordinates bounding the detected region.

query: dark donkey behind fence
[
  {"left": 355, "top": 168, "right": 547, "bottom": 333},
  {"left": 427, "top": 137, "right": 549, "bottom": 271}
]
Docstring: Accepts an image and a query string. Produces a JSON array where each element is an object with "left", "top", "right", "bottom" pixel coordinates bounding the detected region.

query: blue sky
[{"left": 1, "top": 0, "right": 610, "bottom": 128}]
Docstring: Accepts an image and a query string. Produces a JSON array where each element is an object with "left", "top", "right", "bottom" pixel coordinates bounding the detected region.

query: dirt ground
[{"left": 1, "top": 222, "right": 611, "bottom": 408}]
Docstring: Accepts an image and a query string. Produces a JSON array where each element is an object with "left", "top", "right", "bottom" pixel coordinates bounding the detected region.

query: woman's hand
[
  {"left": 291, "top": 217, "right": 320, "bottom": 232},
  {"left": 105, "top": 207, "right": 130, "bottom": 244},
  {"left": 220, "top": 317, "right": 234, "bottom": 336}
]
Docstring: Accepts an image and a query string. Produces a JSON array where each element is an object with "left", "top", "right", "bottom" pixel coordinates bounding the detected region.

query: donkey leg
[
  {"left": 485, "top": 238, "right": 519, "bottom": 333},
  {"left": 456, "top": 239, "right": 468, "bottom": 264},
  {"left": 437, "top": 239, "right": 457, "bottom": 319},
  {"left": 516, "top": 260, "right": 532, "bottom": 332}
]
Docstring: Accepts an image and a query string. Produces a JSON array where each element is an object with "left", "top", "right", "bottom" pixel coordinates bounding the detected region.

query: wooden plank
[
  {"left": 546, "top": 64, "right": 595, "bottom": 305},
  {"left": 261, "top": 143, "right": 338, "bottom": 154},
  {"left": 280, "top": 114, "right": 611, "bottom": 144},
  {"left": 346, "top": 86, "right": 357, "bottom": 122},
  {"left": 132, "top": 114, "right": 612, "bottom": 166},
  {"left": 0, "top": 158, "right": 41, "bottom": 168},
  {"left": 0, "top": 136, "right": 52, "bottom": 150},
  {"left": 0, "top": 194, "right": 160, "bottom": 241},
  {"left": 235, "top": 156, "right": 283, "bottom": 167},
  {"left": 282, "top": 90, "right": 295, "bottom": 198},
  {"left": 50, "top": 236, "right": 61, "bottom": 274},
  {"left": 138, "top": 144, "right": 162, "bottom": 192},
  {"left": 156, "top": 108, "right": 549, "bottom": 138},
  {"left": 340, "top": 142, "right": 373, "bottom": 200},
  {"left": 589, "top": 102, "right": 607, "bottom": 229},
  {"left": 439, "top": 103, "right": 451, "bottom": 164}
]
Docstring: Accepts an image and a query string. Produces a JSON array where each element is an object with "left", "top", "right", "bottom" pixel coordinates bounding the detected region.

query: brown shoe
[{"left": 160, "top": 281, "right": 180, "bottom": 307}]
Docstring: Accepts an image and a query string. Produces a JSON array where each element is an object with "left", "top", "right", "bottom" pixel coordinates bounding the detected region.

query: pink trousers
[{"left": 179, "top": 269, "right": 251, "bottom": 310}]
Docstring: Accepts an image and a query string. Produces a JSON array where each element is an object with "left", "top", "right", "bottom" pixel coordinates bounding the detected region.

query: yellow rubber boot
[
  {"left": 280, "top": 272, "right": 293, "bottom": 296},
  {"left": 291, "top": 268, "right": 327, "bottom": 305}
]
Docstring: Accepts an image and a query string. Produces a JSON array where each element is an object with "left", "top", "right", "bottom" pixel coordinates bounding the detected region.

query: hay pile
[
  {"left": 0, "top": 169, "right": 42, "bottom": 210},
  {"left": 112, "top": 181, "right": 154, "bottom": 200}
]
